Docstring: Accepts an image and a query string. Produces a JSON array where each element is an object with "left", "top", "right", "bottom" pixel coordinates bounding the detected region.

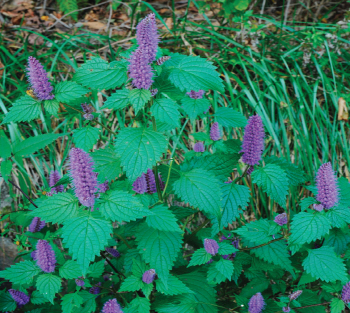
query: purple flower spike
[
  {"left": 187, "top": 90, "right": 205, "bottom": 99},
  {"left": 36, "top": 239, "right": 56, "bottom": 273},
  {"left": 241, "top": 115, "right": 265, "bottom": 166},
  {"left": 248, "top": 292, "right": 265, "bottom": 313},
  {"left": 156, "top": 56, "right": 171, "bottom": 66},
  {"left": 313, "top": 203, "right": 324, "bottom": 212},
  {"left": 210, "top": 122, "right": 221, "bottom": 141},
  {"left": 81, "top": 103, "right": 93, "bottom": 114},
  {"left": 31, "top": 250, "right": 38, "bottom": 260},
  {"left": 246, "top": 166, "right": 255, "bottom": 175},
  {"left": 29, "top": 217, "right": 46, "bottom": 233},
  {"left": 282, "top": 307, "right": 291, "bottom": 313},
  {"left": 102, "top": 298, "right": 123, "bottom": 313},
  {"left": 8, "top": 289, "right": 30, "bottom": 306},
  {"left": 69, "top": 148, "right": 98, "bottom": 207},
  {"left": 132, "top": 173, "right": 148, "bottom": 194},
  {"left": 204, "top": 239, "right": 219, "bottom": 256},
  {"left": 316, "top": 162, "right": 338, "bottom": 209},
  {"left": 274, "top": 213, "right": 287, "bottom": 226},
  {"left": 145, "top": 169, "right": 157, "bottom": 194},
  {"left": 142, "top": 269, "right": 156, "bottom": 284},
  {"left": 49, "top": 170, "right": 64, "bottom": 193},
  {"left": 98, "top": 181, "right": 109, "bottom": 194},
  {"left": 193, "top": 142, "right": 205, "bottom": 152},
  {"left": 136, "top": 13, "right": 159, "bottom": 63},
  {"left": 105, "top": 247, "right": 120, "bottom": 258},
  {"left": 89, "top": 282, "right": 101, "bottom": 294},
  {"left": 27, "top": 56, "right": 54, "bottom": 100},
  {"left": 128, "top": 48, "right": 154, "bottom": 90},
  {"left": 342, "top": 282, "right": 350, "bottom": 303},
  {"left": 75, "top": 278, "right": 85, "bottom": 287},
  {"left": 289, "top": 290, "right": 302, "bottom": 301}
]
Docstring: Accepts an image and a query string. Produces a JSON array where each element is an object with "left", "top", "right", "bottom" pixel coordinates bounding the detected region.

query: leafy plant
[{"left": 1, "top": 10, "right": 350, "bottom": 313}]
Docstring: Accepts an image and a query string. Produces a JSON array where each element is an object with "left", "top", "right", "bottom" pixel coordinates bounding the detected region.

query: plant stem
[
  {"left": 100, "top": 251, "right": 125, "bottom": 278},
  {"left": 241, "top": 236, "right": 286, "bottom": 251},
  {"left": 61, "top": 102, "right": 117, "bottom": 135},
  {"left": 115, "top": 233, "right": 132, "bottom": 249},
  {"left": 161, "top": 158, "right": 174, "bottom": 198},
  {"left": 292, "top": 302, "right": 330, "bottom": 310},
  {"left": 7, "top": 179, "right": 38, "bottom": 208},
  {"left": 151, "top": 116, "right": 164, "bottom": 202},
  {"left": 184, "top": 217, "right": 210, "bottom": 245},
  {"left": 232, "top": 165, "right": 251, "bottom": 184}
]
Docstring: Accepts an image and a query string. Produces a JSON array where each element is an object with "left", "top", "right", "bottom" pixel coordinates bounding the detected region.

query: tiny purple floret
[
  {"left": 75, "top": 278, "right": 85, "bottom": 287},
  {"left": 102, "top": 298, "right": 124, "bottom": 313},
  {"left": 313, "top": 203, "right": 324, "bottom": 212},
  {"left": 248, "top": 292, "right": 265, "bottom": 313},
  {"left": 105, "top": 247, "right": 120, "bottom": 258},
  {"left": 289, "top": 290, "right": 302, "bottom": 301},
  {"left": 9, "top": 289, "right": 30, "bottom": 306},
  {"left": 282, "top": 307, "right": 291, "bottom": 313},
  {"left": 49, "top": 170, "right": 64, "bottom": 193},
  {"left": 193, "top": 142, "right": 205, "bottom": 152},
  {"left": 204, "top": 239, "right": 219, "bottom": 256},
  {"left": 316, "top": 162, "right": 338, "bottom": 209},
  {"left": 241, "top": 115, "right": 265, "bottom": 166},
  {"left": 186, "top": 90, "right": 205, "bottom": 99},
  {"left": 36, "top": 239, "right": 56, "bottom": 273},
  {"left": 89, "top": 282, "right": 101, "bottom": 294},
  {"left": 342, "top": 282, "right": 350, "bottom": 303},
  {"left": 156, "top": 56, "right": 170, "bottom": 66},
  {"left": 142, "top": 269, "right": 156, "bottom": 284},
  {"left": 274, "top": 213, "right": 287, "bottom": 226}
]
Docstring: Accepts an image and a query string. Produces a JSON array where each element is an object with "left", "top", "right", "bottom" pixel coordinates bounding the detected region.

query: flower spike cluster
[
  {"left": 142, "top": 269, "right": 156, "bottom": 284},
  {"left": 157, "top": 56, "right": 171, "bottom": 65},
  {"left": 102, "top": 298, "right": 124, "bottom": 313},
  {"left": 89, "top": 282, "right": 101, "bottom": 294},
  {"left": 187, "top": 90, "right": 205, "bottom": 99},
  {"left": 81, "top": 103, "right": 94, "bottom": 120},
  {"left": 316, "top": 162, "right": 338, "bottom": 209},
  {"left": 9, "top": 289, "right": 30, "bottom": 306},
  {"left": 248, "top": 292, "right": 265, "bottom": 313},
  {"left": 274, "top": 213, "right": 287, "bottom": 226},
  {"left": 69, "top": 148, "right": 98, "bottom": 208},
  {"left": 27, "top": 56, "right": 54, "bottom": 100},
  {"left": 49, "top": 170, "right": 64, "bottom": 193},
  {"left": 105, "top": 247, "right": 120, "bottom": 258},
  {"left": 132, "top": 169, "right": 164, "bottom": 194},
  {"left": 342, "top": 282, "right": 350, "bottom": 303},
  {"left": 289, "top": 290, "right": 302, "bottom": 301},
  {"left": 210, "top": 122, "right": 221, "bottom": 141},
  {"left": 204, "top": 239, "right": 219, "bottom": 256},
  {"left": 136, "top": 13, "right": 159, "bottom": 63},
  {"left": 193, "top": 142, "right": 205, "bottom": 152},
  {"left": 128, "top": 48, "right": 154, "bottom": 90},
  {"left": 36, "top": 239, "right": 56, "bottom": 273},
  {"left": 29, "top": 217, "right": 45, "bottom": 233},
  {"left": 241, "top": 115, "right": 265, "bottom": 166}
]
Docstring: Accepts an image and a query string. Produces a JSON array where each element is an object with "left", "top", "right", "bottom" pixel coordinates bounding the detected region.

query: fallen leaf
[
  {"left": 83, "top": 21, "right": 106, "bottom": 30},
  {"left": 338, "top": 97, "right": 348, "bottom": 121}
]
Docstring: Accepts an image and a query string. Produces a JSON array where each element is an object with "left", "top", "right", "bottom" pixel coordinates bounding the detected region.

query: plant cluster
[{"left": 1, "top": 12, "right": 350, "bottom": 313}]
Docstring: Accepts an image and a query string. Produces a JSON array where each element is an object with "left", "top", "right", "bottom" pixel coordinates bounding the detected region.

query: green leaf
[
  {"left": 119, "top": 275, "right": 143, "bottom": 292},
  {"left": 153, "top": 294, "right": 196, "bottom": 313},
  {"left": 289, "top": 212, "right": 331, "bottom": 245},
  {"left": 129, "top": 89, "right": 151, "bottom": 114},
  {"left": 250, "top": 240, "right": 293, "bottom": 272},
  {"left": 14, "top": 133, "right": 66, "bottom": 157},
  {"left": 2, "top": 95, "right": 41, "bottom": 124},
  {"left": 324, "top": 228, "right": 350, "bottom": 255},
  {"left": 87, "top": 260, "right": 105, "bottom": 278},
  {"left": 221, "top": 183, "right": 250, "bottom": 228},
  {"left": 215, "top": 258, "right": 234, "bottom": 279},
  {"left": 91, "top": 147, "right": 121, "bottom": 182},
  {"left": 330, "top": 298, "right": 345, "bottom": 313},
  {"left": 0, "top": 130, "right": 12, "bottom": 158},
  {"left": 264, "top": 156, "right": 306, "bottom": 186},
  {"left": 188, "top": 248, "right": 212, "bottom": 267},
  {"left": 74, "top": 58, "right": 127, "bottom": 90},
  {"left": 115, "top": 127, "right": 168, "bottom": 180},
  {"left": 298, "top": 272, "right": 317, "bottom": 286},
  {"left": 0, "top": 260, "right": 40, "bottom": 285},
  {"left": 59, "top": 260, "right": 82, "bottom": 279},
  {"left": 156, "top": 275, "right": 193, "bottom": 296},
  {"left": 44, "top": 99, "right": 60, "bottom": 116},
  {"left": 61, "top": 293, "right": 84, "bottom": 313},
  {"left": 101, "top": 89, "right": 130, "bottom": 110},
  {"left": 251, "top": 164, "right": 289, "bottom": 208},
  {"left": 326, "top": 205, "right": 350, "bottom": 228},
  {"left": 218, "top": 242, "right": 238, "bottom": 255},
  {"left": 136, "top": 223, "right": 182, "bottom": 283},
  {"left": 0, "top": 291, "right": 16, "bottom": 312},
  {"left": 235, "top": 219, "right": 271, "bottom": 245},
  {"left": 338, "top": 177, "right": 350, "bottom": 206},
  {"left": 302, "top": 246, "right": 347, "bottom": 283},
  {"left": 192, "top": 132, "right": 210, "bottom": 142},
  {"left": 166, "top": 54, "right": 224, "bottom": 92},
  {"left": 31, "top": 290, "right": 50, "bottom": 304},
  {"left": 55, "top": 81, "right": 88, "bottom": 103},
  {"left": 214, "top": 107, "right": 247, "bottom": 128},
  {"left": 36, "top": 273, "right": 62, "bottom": 304},
  {"left": 1, "top": 160, "right": 12, "bottom": 183},
  {"left": 146, "top": 205, "right": 181, "bottom": 232},
  {"left": 126, "top": 297, "right": 151, "bottom": 313},
  {"left": 153, "top": 72, "right": 185, "bottom": 101},
  {"left": 73, "top": 126, "right": 100, "bottom": 152},
  {"left": 151, "top": 98, "right": 180, "bottom": 126},
  {"left": 181, "top": 97, "right": 210, "bottom": 120},
  {"left": 62, "top": 211, "right": 112, "bottom": 274},
  {"left": 173, "top": 168, "right": 221, "bottom": 217},
  {"left": 299, "top": 197, "right": 317, "bottom": 211},
  {"left": 78, "top": 291, "right": 97, "bottom": 313},
  {"left": 30, "top": 192, "right": 79, "bottom": 224},
  {"left": 97, "top": 189, "right": 152, "bottom": 223}
]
